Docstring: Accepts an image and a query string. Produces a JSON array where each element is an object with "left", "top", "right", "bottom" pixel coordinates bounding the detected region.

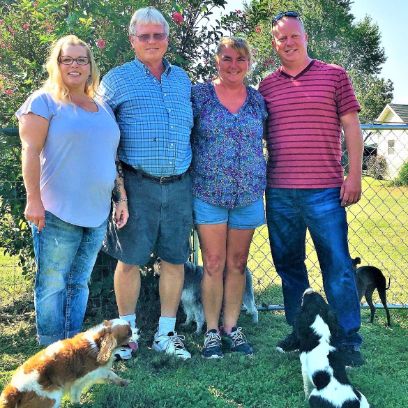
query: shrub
[
  {"left": 0, "top": 0, "right": 237, "bottom": 319},
  {"left": 366, "top": 155, "right": 388, "bottom": 180},
  {"left": 394, "top": 161, "right": 408, "bottom": 186}
]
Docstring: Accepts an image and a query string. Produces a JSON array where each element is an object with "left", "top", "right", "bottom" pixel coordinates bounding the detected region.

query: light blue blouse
[{"left": 16, "top": 90, "right": 120, "bottom": 227}]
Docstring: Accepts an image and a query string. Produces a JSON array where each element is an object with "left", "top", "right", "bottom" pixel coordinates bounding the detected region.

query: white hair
[{"left": 129, "top": 6, "right": 169, "bottom": 36}]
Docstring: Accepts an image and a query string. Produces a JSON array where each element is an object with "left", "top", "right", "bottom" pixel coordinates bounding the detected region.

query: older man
[
  {"left": 259, "top": 11, "right": 364, "bottom": 366},
  {"left": 99, "top": 7, "right": 193, "bottom": 360}
]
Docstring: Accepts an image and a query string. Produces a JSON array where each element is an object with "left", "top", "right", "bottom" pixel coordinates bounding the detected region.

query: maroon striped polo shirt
[{"left": 259, "top": 59, "right": 360, "bottom": 188}]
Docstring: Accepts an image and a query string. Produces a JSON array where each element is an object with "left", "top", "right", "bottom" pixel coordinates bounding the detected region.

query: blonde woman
[{"left": 16, "top": 35, "right": 127, "bottom": 345}]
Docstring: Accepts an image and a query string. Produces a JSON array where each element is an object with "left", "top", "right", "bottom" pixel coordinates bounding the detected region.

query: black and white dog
[
  {"left": 181, "top": 261, "right": 258, "bottom": 333},
  {"left": 296, "top": 288, "right": 370, "bottom": 408}
]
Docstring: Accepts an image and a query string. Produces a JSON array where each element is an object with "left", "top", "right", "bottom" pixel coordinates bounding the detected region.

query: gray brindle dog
[{"left": 181, "top": 261, "right": 258, "bottom": 333}]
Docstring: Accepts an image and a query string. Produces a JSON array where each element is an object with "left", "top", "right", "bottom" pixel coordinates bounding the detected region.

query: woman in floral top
[{"left": 191, "top": 37, "right": 267, "bottom": 359}]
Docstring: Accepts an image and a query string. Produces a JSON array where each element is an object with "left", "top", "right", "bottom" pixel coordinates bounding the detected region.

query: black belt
[{"left": 121, "top": 161, "right": 186, "bottom": 185}]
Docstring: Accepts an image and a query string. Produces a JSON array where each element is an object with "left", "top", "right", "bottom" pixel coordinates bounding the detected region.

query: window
[{"left": 388, "top": 140, "right": 395, "bottom": 155}]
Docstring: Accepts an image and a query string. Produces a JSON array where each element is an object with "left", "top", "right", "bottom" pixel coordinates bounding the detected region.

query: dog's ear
[
  {"left": 294, "top": 310, "right": 308, "bottom": 342},
  {"left": 352, "top": 257, "right": 361, "bottom": 268},
  {"left": 97, "top": 332, "right": 117, "bottom": 364},
  {"left": 326, "top": 309, "right": 339, "bottom": 338}
]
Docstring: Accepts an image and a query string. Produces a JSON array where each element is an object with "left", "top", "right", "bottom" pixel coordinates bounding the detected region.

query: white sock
[
  {"left": 158, "top": 316, "right": 176, "bottom": 336},
  {"left": 119, "top": 313, "right": 136, "bottom": 328}
]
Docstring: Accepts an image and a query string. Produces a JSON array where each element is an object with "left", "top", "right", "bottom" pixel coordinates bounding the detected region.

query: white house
[{"left": 371, "top": 104, "right": 408, "bottom": 178}]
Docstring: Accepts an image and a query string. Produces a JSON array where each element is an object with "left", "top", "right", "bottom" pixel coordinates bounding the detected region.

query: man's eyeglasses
[
  {"left": 272, "top": 11, "right": 301, "bottom": 26},
  {"left": 58, "top": 56, "right": 89, "bottom": 66},
  {"left": 133, "top": 33, "right": 167, "bottom": 42}
]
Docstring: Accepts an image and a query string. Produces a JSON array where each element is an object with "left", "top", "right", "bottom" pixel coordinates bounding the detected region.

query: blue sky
[{"left": 223, "top": 0, "right": 407, "bottom": 104}]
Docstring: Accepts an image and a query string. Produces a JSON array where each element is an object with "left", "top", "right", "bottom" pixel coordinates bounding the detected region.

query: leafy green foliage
[
  {"left": 394, "top": 161, "right": 408, "bottom": 186},
  {"left": 0, "top": 129, "right": 35, "bottom": 277},
  {"left": 366, "top": 155, "right": 388, "bottom": 180},
  {"left": 0, "top": 0, "right": 229, "bottom": 126},
  {"left": 239, "top": 0, "right": 393, "bottom": 121},
  {"left": 0, "top": 0, "right": 229, "bottom": 283}
]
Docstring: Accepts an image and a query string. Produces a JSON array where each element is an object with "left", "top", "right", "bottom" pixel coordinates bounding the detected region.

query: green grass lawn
[
  {"left": 248, "top": 176, "right": 408, "bottom": 306},
  {"left": 0, "top": 310, "right": 407, "bottom": 408},
  {"left": 0, "top": 176, "right": 407, "bottom": 406}
]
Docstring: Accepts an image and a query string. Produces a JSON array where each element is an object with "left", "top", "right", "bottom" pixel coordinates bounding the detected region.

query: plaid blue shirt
[{"left": 99, "top": 58, "right": 193, "bottom": 176}]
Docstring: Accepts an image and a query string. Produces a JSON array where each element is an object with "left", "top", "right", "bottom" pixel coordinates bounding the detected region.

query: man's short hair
[{"left": 129, "top": 6, "right": 169, "bottom": 36}]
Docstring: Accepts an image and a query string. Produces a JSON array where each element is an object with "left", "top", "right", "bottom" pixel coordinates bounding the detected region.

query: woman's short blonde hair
[
  {"left": 215, "top": 37, "right": 251, "bottom": 63},
  {"left": 42, "top": 35, "right": 99, "bottom": 103}
]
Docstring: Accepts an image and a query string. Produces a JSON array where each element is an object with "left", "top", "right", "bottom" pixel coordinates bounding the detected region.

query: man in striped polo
[
  {"left": 259, "top": 11, "right": 364, "bottom": 366},
  {"left": 99, "top": 7, "right": 193, "bottom": 360}
]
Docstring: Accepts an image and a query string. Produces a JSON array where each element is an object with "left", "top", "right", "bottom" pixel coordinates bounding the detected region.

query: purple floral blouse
[{"left": 191, "top": 82, "right": 267, "bottom": 209}]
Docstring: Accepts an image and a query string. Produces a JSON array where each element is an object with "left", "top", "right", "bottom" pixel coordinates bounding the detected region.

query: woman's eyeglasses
[{"left": 58, "top": 56, "right": 90, "bottom": 65}]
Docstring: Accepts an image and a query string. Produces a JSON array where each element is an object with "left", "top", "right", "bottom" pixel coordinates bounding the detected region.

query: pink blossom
[
  {"left": 33, "top": 1, "right": 39, "bottom": 7},
  {"left": 8, "top": 27, "right": 16, "bottom": 36},
  {"left": 255, "top": 26, "right": 261, "bottom": 33},
  {"left": 22, "top": 22, "right": 30, "bottom": 31},
  {"left": 96, "top": 38, "right": 106, "bottom": 49},
  {"left": 0, "top": 19, "right": 4, "bottom": 25},
  {"left": 4, "top": 89, "right": 14, "bottom": 95},
  {"left": 171, "top": 12, "right": 184, "bottom": 25},
  {"left": 44, "top": 22, "right": 54, "bottom": 33}
]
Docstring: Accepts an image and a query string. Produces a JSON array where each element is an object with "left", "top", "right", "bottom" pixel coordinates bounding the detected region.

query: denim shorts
[
  {"left": 32, "top": 211, "right": 107, "bottom": 345},
  {"left": 193, "top": 197, "right": 265, "bottom": 229},
  {"left": 103, "top": 168, "right": 193, "bottom": 266}
]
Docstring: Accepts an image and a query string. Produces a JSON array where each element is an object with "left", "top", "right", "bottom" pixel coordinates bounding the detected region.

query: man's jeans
[
  {"left": 266, "top": 187, "right": 362, "bottom": 348},
  {"left": 31, "top": 211, "right": 107, "bottom": 345}
]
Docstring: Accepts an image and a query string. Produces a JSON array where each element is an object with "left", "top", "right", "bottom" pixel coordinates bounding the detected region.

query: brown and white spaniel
[{"left": 0, "top": 319, "right": 139, "bottom": 408}]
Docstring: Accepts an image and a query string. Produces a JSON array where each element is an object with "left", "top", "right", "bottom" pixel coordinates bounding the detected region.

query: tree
[
  {"left": 0, "top": 0, "right": 228, "bottom": 127},
  {"left": 0, "top": 0, "right": 228, "bottom": 302},
  {"left": 231, "top": 0, "right": 393, "bottom": 121}
]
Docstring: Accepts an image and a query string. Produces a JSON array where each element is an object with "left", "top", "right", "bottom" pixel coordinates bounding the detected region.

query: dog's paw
[{"left": 118, "top": 378, "right": 130, "bottom": 387}]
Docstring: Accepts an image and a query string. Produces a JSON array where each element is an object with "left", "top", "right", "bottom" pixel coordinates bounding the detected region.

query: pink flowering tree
[
  {"left": 0, "top": 0, "right": 233, "bottom": 127},
  {"left": 0, "top": 0, "right": 238, "bottom": 295}
]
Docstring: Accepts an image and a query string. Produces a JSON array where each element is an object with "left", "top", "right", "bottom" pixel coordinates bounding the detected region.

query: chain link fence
[
  {"left": 0, "top": 124, "right": 407, "bottom": 320},
  {"left": 245, "top": 124, "right": 408, "bottom": 309}
]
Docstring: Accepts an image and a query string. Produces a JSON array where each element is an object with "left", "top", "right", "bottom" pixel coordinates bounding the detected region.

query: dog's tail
[
  {"left": 386, "top": 277, "right": 391, "bottom": 290},
  {"left": 0, "top": 385, "right": 22, "bottom": 408}
]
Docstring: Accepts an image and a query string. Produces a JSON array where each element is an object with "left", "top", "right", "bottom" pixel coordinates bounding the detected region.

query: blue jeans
[
  {"left": 266, "top": 188, "right": 362, "bottom": 349},
  {"left": 31, "top": 211, "right": 107, "bottom": 345}
]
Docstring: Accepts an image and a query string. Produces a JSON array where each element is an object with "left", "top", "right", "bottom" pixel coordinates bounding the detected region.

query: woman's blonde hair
[
  {"left": 42, "top": 35, "right": 99, "bottom": 103},
  {"left": 215, "top": 37, "right": 251, "bottom": 63}
]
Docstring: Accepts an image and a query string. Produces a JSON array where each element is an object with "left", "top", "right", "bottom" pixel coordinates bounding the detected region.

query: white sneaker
[
  {"left": 114, "top": 346, "right": 133, "bottom": 360},
  {"left": 114, "top": 327, "right": 139, "bottom": 361},
  {"left": 152, "top": 331, "right": 191, "bottom": 360}
]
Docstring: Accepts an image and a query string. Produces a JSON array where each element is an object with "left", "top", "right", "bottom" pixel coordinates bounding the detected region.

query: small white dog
[
  {"left": 296, "top": 289, "right": 370, "bottom": 408},
  {"left": 0, "top": 319, "right": 139, "bottom": 408},
  {"left": 181, "top": 261, "right": 259, "bottom": 333}
]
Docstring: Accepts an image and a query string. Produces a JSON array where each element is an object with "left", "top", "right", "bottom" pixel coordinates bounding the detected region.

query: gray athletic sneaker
[
  {"left": 202, "top": 329, "right": 223, "bottom": 359},
  {"left": 223, "top": 327, "right": 254, "bottom": 356}
]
